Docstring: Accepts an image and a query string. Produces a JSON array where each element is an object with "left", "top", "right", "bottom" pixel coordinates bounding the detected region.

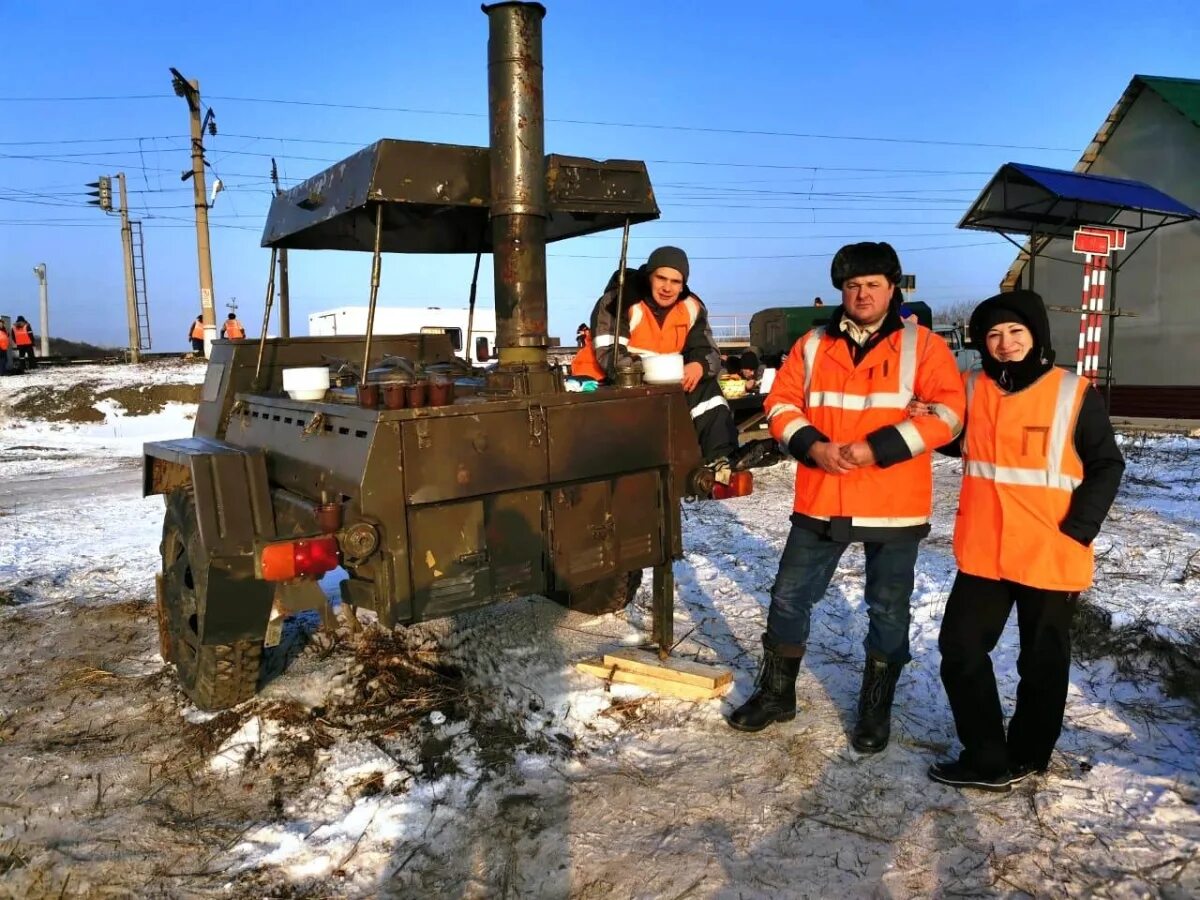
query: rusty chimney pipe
[{"left": 482, "top": 2, "right": 548, "bottom": 367}]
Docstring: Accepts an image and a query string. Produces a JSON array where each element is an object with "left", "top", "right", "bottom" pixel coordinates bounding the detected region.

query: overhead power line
[{"left": 0, "top": 92, "right": 1080, "bottom": 152}]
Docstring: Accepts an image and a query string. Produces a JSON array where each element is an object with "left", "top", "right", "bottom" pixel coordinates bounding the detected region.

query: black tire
[
  {"left": 161, "top": 489, "right": 263, "bottom": 710},
  {"left": 553, "top": 569, "right": 644, "bottom": 616}
]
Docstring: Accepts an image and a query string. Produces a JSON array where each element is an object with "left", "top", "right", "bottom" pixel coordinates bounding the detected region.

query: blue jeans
[{"left": 765, "top": 525, "right": 920, "bottom": 665}]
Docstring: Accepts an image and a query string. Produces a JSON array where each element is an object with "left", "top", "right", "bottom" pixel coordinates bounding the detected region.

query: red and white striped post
[{"left": 1071, "top": 227, "right": 1125, "bottom": 384}]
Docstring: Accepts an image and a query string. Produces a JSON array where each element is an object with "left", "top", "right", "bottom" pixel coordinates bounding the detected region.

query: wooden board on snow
[
  {"left": 602, "top": 649, "right": 733, "bottom": 690},
  {"left": 576, "top": 652, "right": 733, "bottom": 701}
]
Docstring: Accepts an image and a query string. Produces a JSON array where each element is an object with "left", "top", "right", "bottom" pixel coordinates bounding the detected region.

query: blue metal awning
[{"left": 958, "top": 162, "right": 1200, "bottom": 237}]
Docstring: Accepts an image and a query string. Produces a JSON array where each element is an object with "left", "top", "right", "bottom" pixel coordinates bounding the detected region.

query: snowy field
[{"left": 1, "top": 361, "right": 1198, "bottom": 899}]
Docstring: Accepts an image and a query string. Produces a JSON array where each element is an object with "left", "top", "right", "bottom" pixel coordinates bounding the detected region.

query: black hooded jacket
[{"left": 940, "top": 290, "right": 1125, "bottom": 547}]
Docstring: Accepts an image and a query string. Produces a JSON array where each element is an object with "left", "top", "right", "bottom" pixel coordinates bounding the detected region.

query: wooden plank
[
  {"left": 575, "top": 658, "right": 731, "bottom": 701},
  {"left": 602, "top": 649, "right": 733, "bottom": 689}
]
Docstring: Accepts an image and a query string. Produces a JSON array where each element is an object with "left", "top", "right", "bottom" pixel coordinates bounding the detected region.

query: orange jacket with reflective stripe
[
  {"left": 570, "top": 332, "right": 605, "bottom": 380},
  {"left": 189, "top": 320, "right": 205, "bottom": 340},
  {"left": 224, "top": 319, "right": 245, "bottom": 339},
  {"left": 765, "top": 322, "right": 965, "bottom": 529},
  {"left": 627, "top": 298, "right": 699, "bottom": 356},
  {"left": 0, "top": 329, "right": 8, "bottom": 351},
  {"left": 12, "top": 322, "right": 33, "bottom": 346},
  {"left": 954, "top": 367, "right": 1092, "bottom": 591}
]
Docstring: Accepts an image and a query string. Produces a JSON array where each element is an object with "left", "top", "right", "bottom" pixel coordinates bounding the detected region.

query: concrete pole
[
  {"left": 173, "top": 70, "right": 217, "bottom": 356},
  {"left": 32, "top": 264, "right": 49, "bottom": 357},
  {"left": 117, "top": 173, "right": 142, "bottom": 363}
]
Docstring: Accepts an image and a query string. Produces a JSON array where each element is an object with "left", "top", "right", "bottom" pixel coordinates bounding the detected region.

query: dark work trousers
[
  {"left": 687, "top": 375, "right": 739, "bottom": 463},
  {"left": 16, "top": 344, "right": 35, "bottom": 368},
  {"left": 766, "top": 525, "right": 920, "bottom": 664},
  {"left": 938, "top": 571, "right": 1077, "bottom": 775}
]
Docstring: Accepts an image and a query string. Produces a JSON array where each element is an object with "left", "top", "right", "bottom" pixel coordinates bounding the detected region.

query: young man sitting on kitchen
[{"left": 573, "top": 246, "right": 747, "bottom": 481}]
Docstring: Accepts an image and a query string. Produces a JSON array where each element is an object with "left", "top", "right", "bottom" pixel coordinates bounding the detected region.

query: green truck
[{"left": 749, "top": 301, "right": 933, "bottom": 366}]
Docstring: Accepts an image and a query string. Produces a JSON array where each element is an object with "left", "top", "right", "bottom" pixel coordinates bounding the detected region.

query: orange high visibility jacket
[
  {"left": 0, "top": 328, "right": 9, "bottom": 351},
  {"left": 12, "top": 322, "right": 33, "bottom": 347},
  {"left": 571, "top": 332, "right": 605, "bottom": 380},
  {"left": 224, "top": 318, "right": 245, "bottom": 339},
  {"left": 190, "top": 320, "right": 205, "bottom": 340},
  {"left": 954, "top": 367, "right": 1093, "bottom": 591},
  {"left": 765, "top": 321, "right": 965, "bottom": 538}
]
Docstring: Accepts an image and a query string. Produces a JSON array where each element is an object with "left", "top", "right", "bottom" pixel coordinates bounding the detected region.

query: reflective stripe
[
  {"left": 804, "top": 513, "right": 930, "bottom": 528},
  {"left": 965, "top": 370, "right": 981, "bottom": 408},
  {"left": 804, "top": 323, "right": 919, "bottom": 411},
  {"left": 779, "top": 417, "right": 809, "bottom": 446},
  {"left": 766, "top": 402, "right": 805, "bottom": 422},
  {"left": 964, "top": 460, "right": 1083, "bottom": 491},
  {"left": 628, "top": 304, "right": 644, "bottom": 333},
  {"left": 593, "top": 334, "right": 627, "bottom": 349},
  {"left": 808, "top": 390, "right": 911, "bottom": 411},
  {"left": 801, "top": 330, "right": 821, "bottom": 396},
  {"left": 894, "top": 420, "right": 926, "bottom": 456},
  {"left": 929, "top": 402, "right": 962, "bottom": 435},
  {"left": 682, "top": 297, "right": 700, "bottom": 327},
  {"left": 1047, "top": 371, "right": 1083, "bottom": 483},
  {"left": 629, "top": 345, "right": 657, "bottom": 357},
  {"left": 690, "top": 394, "right": 729, "bottom": 419}
]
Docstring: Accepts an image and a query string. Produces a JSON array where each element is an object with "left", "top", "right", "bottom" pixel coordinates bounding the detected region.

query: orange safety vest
[
  {"left": 190, "top": 320, "right": 205, "bottom": 341},
  {"left": 224, "top": 318, "right": 245, "bottom": 339},
  {"left": 12, "top": 322, "right": 33, "bottom": 347},
  {"left": 954, "top": 367, "right": 1092, "bottom": 591},
  {"left": 765, "top": 323, "right": 965, "bottom": 526},
  {"left": 628, "top": 298, "right": 699, "bottom": 356},
  {"left": 570, "top": 332, "right": 605, "bottom": 380},
  {"left": 0, "top": 329, "right": 9, "bottom": 351}
]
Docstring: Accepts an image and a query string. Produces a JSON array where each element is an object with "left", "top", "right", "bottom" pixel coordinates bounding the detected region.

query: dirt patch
[{"left": 8, "top": 381, "right": 200, "bottom": 424}]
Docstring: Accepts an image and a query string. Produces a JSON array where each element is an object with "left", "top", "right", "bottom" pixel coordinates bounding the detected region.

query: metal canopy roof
[
  {"left": 958, "top": 162, "right": 1200, "bottom": 238},
  {"left": 260, "top": 139, "right": 661, "bottom": 252}
]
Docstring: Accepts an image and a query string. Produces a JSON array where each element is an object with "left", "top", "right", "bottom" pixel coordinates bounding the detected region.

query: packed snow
[{"left": 1, "top": 360, "right": 1197, "bottom": 898}]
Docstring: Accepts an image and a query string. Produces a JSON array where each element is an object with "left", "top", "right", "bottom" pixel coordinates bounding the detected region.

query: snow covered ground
[{"left": 1, "top": 361, "right": 1197, "bottom": 898}]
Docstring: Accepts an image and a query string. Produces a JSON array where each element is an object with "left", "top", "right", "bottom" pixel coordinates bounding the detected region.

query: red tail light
[
  {"left": 713, "top": 470, "right": 753, "bottom": 500},
  {"left": 259, "top": 536, "right": 341, "bottom": 581}
]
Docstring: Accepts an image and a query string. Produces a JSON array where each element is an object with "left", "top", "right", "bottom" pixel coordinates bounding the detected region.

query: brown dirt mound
[{"left": 10, "top": 381, "right": 201, "bottom": 423}]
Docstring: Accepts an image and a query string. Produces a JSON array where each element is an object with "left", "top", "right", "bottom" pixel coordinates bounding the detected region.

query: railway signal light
[{"left": 86, "top": 175, "right": 112, "bottom": 212}]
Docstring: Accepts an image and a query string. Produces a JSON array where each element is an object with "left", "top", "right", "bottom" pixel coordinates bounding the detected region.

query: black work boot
[
  {"left": 727, "top": 637, "right": 803, "bottom": 733},
  {"left": 851, "top": 654, "right": 903, "bottom": 753}
]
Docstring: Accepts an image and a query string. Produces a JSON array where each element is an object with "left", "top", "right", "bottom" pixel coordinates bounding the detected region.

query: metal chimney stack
[{"left": 483, "top": 2, "right": 549, "bottom": 369}]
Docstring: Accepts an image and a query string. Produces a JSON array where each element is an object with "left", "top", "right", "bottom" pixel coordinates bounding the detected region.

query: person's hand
[
  {"left": 907, "top": 399, "right": 933, "bottom": 418},
  {"left": 681, "top": 361, "right": 704, "bottom": 392},
  {"left": 809, "top": 441, "right": 858, "bottom": 475},
  {"left": 839, "top": 441, "right": 876, "bottom": 467}
]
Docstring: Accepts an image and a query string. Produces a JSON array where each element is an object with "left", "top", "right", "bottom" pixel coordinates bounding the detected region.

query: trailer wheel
[
  {"left": 554, "top": 569, "right": 643, "bottom": 616},
  {"left": 160, "top": 488, "right": 263, "bottom": 711}
]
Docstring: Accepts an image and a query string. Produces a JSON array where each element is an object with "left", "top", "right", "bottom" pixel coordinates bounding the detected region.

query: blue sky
[{"left": 2, "top": 0, "right": 1197, "bottom": 350}]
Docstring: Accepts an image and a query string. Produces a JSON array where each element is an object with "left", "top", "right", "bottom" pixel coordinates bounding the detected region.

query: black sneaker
[
  {"left": 927, "top": 759, "right": 1013, "bottom": 793},
  {"left": 1007, "top": 761, "right": 1047, "bottom": 785}
]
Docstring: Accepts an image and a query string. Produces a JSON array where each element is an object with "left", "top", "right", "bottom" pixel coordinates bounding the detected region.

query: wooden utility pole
[
  {"left": 116, "top": 173, "right": 142, "bottom": 363},
  {"left": 270, "top": 158, "right": 290, "bottom": 337},
  {"left": 170, "top": 68, "right": 216, "bottom": 356}
]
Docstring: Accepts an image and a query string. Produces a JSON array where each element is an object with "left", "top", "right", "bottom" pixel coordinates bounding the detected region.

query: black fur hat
[{"left": 830, "top": 242, "right": 902, "bottom": 289}]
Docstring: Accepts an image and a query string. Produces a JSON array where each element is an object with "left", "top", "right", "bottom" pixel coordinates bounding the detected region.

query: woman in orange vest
[{"left": 920, "top": 290, "right": 1124, "bottom": 792}]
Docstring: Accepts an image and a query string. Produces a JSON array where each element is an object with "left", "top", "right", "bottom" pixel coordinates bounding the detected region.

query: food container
[
  {"left": 382, "top": 382, "right": 408, "bottom": 410},
  {"left": 282, "top": 367, "right": 331, "bottom": 401},
  {"left": 640, "top": 353, "right": 684, "bottom": 385},
  {"left": 719, "top": 375, "right": 747, "bottom": 399},
  {"left": 407, "top": 380, "right": 429, "bottom": 409},
  {"left": 356, "top": 383, "right": 380, "bottom": 409},
  {"left": 428, "top": 377, "right": 455, "bottom": 407}
]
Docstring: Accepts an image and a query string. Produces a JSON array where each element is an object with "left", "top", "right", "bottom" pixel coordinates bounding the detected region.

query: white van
[{"left": 307, "top": 307, "right": 496, "bottom": 364}]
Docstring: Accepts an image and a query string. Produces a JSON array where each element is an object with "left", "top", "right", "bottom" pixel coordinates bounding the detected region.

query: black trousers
[
  {"left": 687, "top": 375, "right": 738, "bottom": 463},
  {"left": 938, "top": 571, "right": 1077, "bottom": 775},
  {"left": 17, "top": 345, "right": 35, "bottom": 368}
]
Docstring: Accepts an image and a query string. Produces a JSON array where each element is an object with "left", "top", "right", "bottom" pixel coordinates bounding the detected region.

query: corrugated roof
[{"left": 1001, "top": 74, "right": 1200, "bottom": 290}]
